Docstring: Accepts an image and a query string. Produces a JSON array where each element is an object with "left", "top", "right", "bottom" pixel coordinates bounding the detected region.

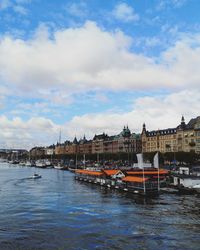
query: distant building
[
  {"left": 54, "top": 126, "right": 141, "bottom": 156},
  {"left": 79, "top": 136, "right": 92, "bottom": 155},
  {"left": 92, "top": 133, "right": 109, "bottom": 154},
  {"left": 115, "top": 126, "right": 141, "bottom": 154},
  {"left": 30, "top": 147, "right": 45, "bottom": 158},
  {"left": 45, "top": 145, "right": 55, "bottom": 155}
]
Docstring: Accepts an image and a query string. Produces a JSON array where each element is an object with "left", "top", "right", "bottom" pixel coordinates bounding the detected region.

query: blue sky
[{"left": 0, "top": 0, "right": 200, "bottom": 148}]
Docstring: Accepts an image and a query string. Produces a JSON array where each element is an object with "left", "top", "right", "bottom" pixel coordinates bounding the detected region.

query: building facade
[
  {"left": 55, "top": 126, "right": 141, "bottom": 156},
  {"left": 142, "top": 116, "right": 200, "bottom": 154}
]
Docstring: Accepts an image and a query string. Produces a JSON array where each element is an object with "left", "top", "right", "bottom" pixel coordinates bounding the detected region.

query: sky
[{"left": 0, "top": 0, "right": 200, "bottom": 149}]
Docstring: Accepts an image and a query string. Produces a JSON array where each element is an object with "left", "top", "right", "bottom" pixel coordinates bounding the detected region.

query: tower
[
  {"left": 180, "top": 115, "right": 186, "bottom": 129},
  {"left": 142, "top": 123, "right": 146, "bottom": 134}
]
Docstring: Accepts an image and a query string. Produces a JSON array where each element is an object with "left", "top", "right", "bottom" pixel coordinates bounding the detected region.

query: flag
[
  {"left": 136, "top": 153, "right": 143, "bottom": 169},
  {"left": 153, "top": 152, "right": 159, "bottom": 169}
]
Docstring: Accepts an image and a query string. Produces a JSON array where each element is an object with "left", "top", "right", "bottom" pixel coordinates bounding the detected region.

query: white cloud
[
  {"left": 13, "top": 4, "right": 27, "bottom": 15},
  {"left": 0, "top": 116, "right": 59, "bottom": 148},
  {"left": 135, "top": 36, "right": 162, "bottom": 48},
  {"left": 66, "top": 2, "right": 88, "bottom": 18},
  {"left": 157, "top": 0, "right": 187, "bottom": 10},
  {"left": 0, "top": 21, "right": 200, "bottom": 100},
  {"left": 112, "top": 3, "right": 139, "bottom": 22},
  {"left": 64, "top": 89, "right": 200, "bottom": 139},
  {"left": 0, "top": 0, "right": 30, "bottom": 14},
  {"left": 0, "top": 0, "right": 11, "bottom": 10}
]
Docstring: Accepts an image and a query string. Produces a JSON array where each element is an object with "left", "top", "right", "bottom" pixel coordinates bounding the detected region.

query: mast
[
  {"left": 142, "top": 163, "right": 146, "bottom": 195},
  {"left": 157, "top": 155, "right": 160, "bottom": 192},
  {"left": 75, "top": 153, "right": 77, "bottom": 169},
  {"left": 83, "top": 154, "right": 86, "bottom": 169},
  {"left": 59, "top": 128, "right": 62, "bottom": 144}
]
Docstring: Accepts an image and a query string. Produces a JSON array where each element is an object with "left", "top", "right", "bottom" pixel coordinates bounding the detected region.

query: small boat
[{"left": 30, "top": 173, "right": 42, "bottom": 179}]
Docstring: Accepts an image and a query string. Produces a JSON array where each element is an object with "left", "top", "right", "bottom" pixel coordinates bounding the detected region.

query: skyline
[{"left": 0, "top": 0, "right": 200, "bottom": 149}]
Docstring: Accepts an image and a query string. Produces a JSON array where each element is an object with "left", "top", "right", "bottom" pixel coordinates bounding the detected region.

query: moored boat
[
  {"left": 54, "top": 163, "right": 68, "bottom": 170},
  {"left": 171, "top": 166, "right": 200, "bottom": 194},
  {"left": 35, "top": 160, "right": 47, "bottom": 168},
  {"left": 74, "top": 153, "right": 165, "bottom": 196}
]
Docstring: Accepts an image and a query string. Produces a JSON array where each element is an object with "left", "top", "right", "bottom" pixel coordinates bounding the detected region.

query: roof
[
  {"left": 146, "top": 128, "right": 177, "bottom": 137},
  {"left": 122, "top": 176, "right": 149, "bottom": 183},
  {"left": 75, "top": 169, "right": 103, "bottom": 176},
  {"left": 120, "top": 126, "right": 131, "bottom": 137},
  {"left": 131, "top": 133, "right": 141, "bottom": 139},
  {"left": 186, "top": 116, "right": 200, "bottom": 129},
  {"left": 126, "top": 169, "right": 169, "bottom": 175},
  {"left": 103, "top": 170, "right": 122, "bottom": 176},
  {"left": 93, "top": 133, "right": 108, "bottom": 140},
  {"left": 73, "top": 137, "right": 78, "bottom": 144}
]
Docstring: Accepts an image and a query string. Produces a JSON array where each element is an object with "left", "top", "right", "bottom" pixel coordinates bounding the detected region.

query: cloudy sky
[{"left": 0, "top": 0, "right": 200, "bottom": 149}]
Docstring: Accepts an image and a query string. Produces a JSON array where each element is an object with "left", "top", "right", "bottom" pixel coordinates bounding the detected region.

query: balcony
[{"left": 189, "top": 142, "right": 196, "bottom": 147}]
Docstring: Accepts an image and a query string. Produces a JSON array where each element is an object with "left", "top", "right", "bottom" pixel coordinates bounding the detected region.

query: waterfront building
[
  {"left": 79, "top": 137, "right": 92, "bottom": 155},
  {"left": 45, "top": 145, "right": 55, "bottom": 156},
  {"left": 116, "top": 126, "right": 141, "bottom": 154},
  {"left": 30, "top": 147, "right": 45, "bottom": 158},
  {"left": 55, "top": 138, "right": 78, "bottom": 155},
  {"left": 55, "top": 142, "right": 67, "bottom": 155},
  {"left": 92, "top": 133, "right": 108, "bottom": 154},
  {"left": 142, "top": 116, "right": 200, "bottom": 154},
  {"left": 54, "top": 126, "right": 141, "bottom": 157},
  {"left": 68, "top": 137, "right": 79, "bottom": 155}
]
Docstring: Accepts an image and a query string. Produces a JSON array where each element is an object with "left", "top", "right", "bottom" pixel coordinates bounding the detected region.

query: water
[{"left": 0, "top": 163, "right": 199, "bottom": 250}]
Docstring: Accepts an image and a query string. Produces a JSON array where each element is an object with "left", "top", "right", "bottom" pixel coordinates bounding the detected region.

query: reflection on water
[{"left": 0, "top": 163, "right": 199, "bottom": 250}]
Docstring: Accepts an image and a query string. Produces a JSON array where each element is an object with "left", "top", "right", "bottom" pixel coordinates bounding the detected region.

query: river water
[{"left": 0, "top": 162, "right": 199, "bottom": 250}]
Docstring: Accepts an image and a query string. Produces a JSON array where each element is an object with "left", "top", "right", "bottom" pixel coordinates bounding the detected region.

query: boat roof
[
  {"left": 122, "top": 176, "right": 149, "bottom": 183},
  {"left": 102, "top": 169, "right": 122, "bottom": 176},
  {"left": 126, "top": 169, "right": 168, "bottom": 175},
  {"left": 75, "top": 169, "right": 103, "bottom": 176}
]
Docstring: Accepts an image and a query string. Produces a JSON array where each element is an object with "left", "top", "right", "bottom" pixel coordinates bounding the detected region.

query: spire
[
  {"left": 181, "top": 115, "right": 186, "bottom": 129},
  {"left": 57, "top": 128, "right": 61, "bottom": 145},
  {"left": 142, "top": 123, "right": 146, "bottom": 134},
  {"left": 73, "top": 136, "right": 78, "bottom": 144},
  {"left": 82, "top": 134, "right": 87, "bottom": 142}
]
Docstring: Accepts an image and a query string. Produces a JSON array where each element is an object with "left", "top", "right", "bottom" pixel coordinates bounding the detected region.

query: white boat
[
  {"left": 44, "top": 160, "right": 52, "bottom": 168},
  {"left": 25, "top": 161, "right": 33, "bottom": 167},
  {"left": 54, "top": 163, "right": 68, "bottom": 170},
  {"left": 54, "top": 165, "right": 62, "bottom": 169},
  {"left": 35, "top": 160, "right": 46, "bottom": 168},
  {"left": 30, "top": 173, "right": 42, "bottom": 179},
  {"left": 19, "top": 161, "right": 26, "bottom": 166}
]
